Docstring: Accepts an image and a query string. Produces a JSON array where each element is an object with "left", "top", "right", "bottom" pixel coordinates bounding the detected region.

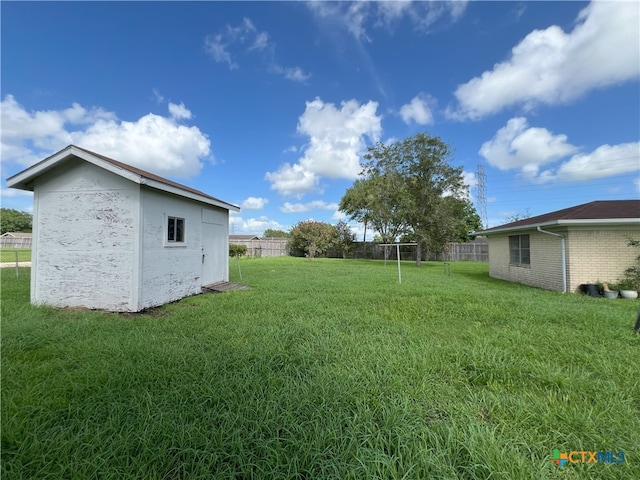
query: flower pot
[
  {"left": 620, "top": 290, "right": 638, "bottom": 299},
  {"left": 603, "top": 290, "right": 618, "bottom": 299},
  {"left": 580, "top": 284, "right": 600, "bottom": 297}
]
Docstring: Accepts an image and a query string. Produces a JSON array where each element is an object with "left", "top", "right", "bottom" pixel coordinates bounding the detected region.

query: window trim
[
  {"left": 165, "top": 215, "right": 186, "bottom": 246},
  {"left": 509, "top": 234, "right": 530, "bottom": 266}
]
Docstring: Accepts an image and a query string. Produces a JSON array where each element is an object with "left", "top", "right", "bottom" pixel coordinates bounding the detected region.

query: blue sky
[{"left": 2, "top": 1, "right": 638, "bottom": 237}]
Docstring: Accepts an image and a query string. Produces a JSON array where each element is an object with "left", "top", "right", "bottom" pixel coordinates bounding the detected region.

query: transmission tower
[{"left": 476, "top": 164, "right": 488, "bottom": 229}]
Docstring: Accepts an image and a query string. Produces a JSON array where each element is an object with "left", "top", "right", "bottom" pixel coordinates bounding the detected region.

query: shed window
[
  {"left": 167, "top": 216, "right": 185, "bottom": 243},
  {"left": 509, "top": 234, "right": 530, "bottom": 265}
]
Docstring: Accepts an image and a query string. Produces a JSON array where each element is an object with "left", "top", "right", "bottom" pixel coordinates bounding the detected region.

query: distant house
[
  {"left": 477, "top": 200, "right": 640, "bottom": 293},
  {"left": 0, "top": 232, "right": 32, "bottom": 248},
  {"left": 6, "top": 145, "right": 240, "bottom": 311},
  {"left": 230, "top": 235, "right": 261, "bottom": 241}
]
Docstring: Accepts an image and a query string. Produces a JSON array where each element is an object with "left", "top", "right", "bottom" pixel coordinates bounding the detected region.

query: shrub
[{"left": 229, "top": 244, "right": 248, "bottom": 257}]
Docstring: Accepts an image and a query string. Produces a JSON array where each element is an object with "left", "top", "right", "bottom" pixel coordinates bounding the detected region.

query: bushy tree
[
  {"left": 339, "top": 171, "right": 407, "bottom": 244},
  {"left": 229, "top": 244, "right": 248, "bottom": 257},
  {"left": 341, "top": 132, "right": 470, "bottom": 266},
  {"left": 334, "top": 220, "right": 356, "bottom": 258},
  {"left": 288, "top": 220, "right": 338, "bottom": 259},
  {"left": 0, "top": 208, "right": 32, "bottom": 234},
  {"left": 263, "top": 229, "right": 289, "bottom": 238}
]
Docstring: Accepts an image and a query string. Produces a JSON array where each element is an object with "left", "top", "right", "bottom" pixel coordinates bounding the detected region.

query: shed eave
[
  {"left": 6, "top": 145, "right": 143, "bottom": 191},
  {"left": 141, "top": 178, "right": 240, "bottom": 211}
]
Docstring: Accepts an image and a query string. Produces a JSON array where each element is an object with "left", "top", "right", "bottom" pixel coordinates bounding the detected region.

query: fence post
[{"left": 14, "top": 250, "right": 19, "bottom": 278}]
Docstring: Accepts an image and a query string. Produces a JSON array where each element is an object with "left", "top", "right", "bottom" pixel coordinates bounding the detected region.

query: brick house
[{"left": 477, "top": 200, "right": 640, "bottom": 293}]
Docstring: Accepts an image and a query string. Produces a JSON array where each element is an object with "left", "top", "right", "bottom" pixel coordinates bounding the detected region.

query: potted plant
[
  {"left": 615, "top": 239, "right": 640, "bottom": 299},
  {"left": 616, "top": 280, "right": 639, "bottom": 299},
  {"left": 601, "top": 283, "right": 619, "bottom": 299}
]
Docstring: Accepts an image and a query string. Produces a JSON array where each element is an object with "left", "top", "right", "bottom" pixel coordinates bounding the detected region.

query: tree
[
  {"left": 333, "top": 220, "right": 356, "bottom": 258},
  {"left": 360, "top": 132, "right": 469, "bottom": 266},
  {"left": 263, "top": 229, "right": 289, "bottom": 238},
  {"left": 339, "top": 169, "right": 408, "bottom": 244},
  {"left": 453, "top": 201, "right": 483, "bottom": 242},
  {"left": 288, "top": 220, "right": 338, "bottom": 259},
  {"left": 0, "top": 208, "right": 32, "bottom": 234}
]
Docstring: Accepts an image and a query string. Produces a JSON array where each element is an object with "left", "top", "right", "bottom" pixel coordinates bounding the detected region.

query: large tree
[
  {"left": 339, "top": 166, "right": 407, "bottom": 244},
  {"left": 0, "top": 208, "right": 32, "bottom": 234},
  {"left": 356, "top": 132, "right": 470, "bottom": 266}
]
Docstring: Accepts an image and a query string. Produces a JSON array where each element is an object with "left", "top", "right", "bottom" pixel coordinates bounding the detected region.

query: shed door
[{"left": 201, "top": 222, "right": 224, "bottom": 286}]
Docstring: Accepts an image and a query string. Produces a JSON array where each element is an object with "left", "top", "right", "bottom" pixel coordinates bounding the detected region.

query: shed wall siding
[
  {"left": 488, "top": 231, "right": 563, "bottom": 291},
  {"left": 139, "top": 189, "right": 229, "bottom": 309},
  {"left": 32, "top": 160, "right": 138, "bottom": 310},
  {"left": 565, "top": 227, "right": 640, "bottom": 292}
]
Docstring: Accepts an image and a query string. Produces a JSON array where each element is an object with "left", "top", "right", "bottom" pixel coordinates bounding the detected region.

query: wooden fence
[
  {"left": 0, "top": 237, "right": 32, "bottom": 248},
  {"left": 230, "top": 238, "right": 289, "bottom": 257},
  {"left": 351, "top": 240, "right": 488, "bottom": 262},
  {"left": 228, "top": 237, "right": 488, "bottom": 261}
]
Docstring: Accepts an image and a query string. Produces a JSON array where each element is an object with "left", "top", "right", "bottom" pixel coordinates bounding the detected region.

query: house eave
[{"left": 477, "top": 218, "right": 640, "bottom": 236}]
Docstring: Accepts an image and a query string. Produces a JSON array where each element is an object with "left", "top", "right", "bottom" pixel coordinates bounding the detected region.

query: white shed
[{"left": 6, "top": 145, "right": 240, "bottom": 312}]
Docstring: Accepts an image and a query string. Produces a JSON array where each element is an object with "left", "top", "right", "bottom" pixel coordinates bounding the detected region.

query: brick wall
[
  {"left": 566, "top": 228, "right": 640, "bottom": 292},
  {"left": 488, "top": 226, "right": 640, "bottom": 293},
  {"left": 488, "top": 230, "right": 563, "bottom": 291}
]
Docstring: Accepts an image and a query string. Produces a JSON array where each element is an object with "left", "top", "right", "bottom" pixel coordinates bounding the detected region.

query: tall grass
[{"left": 2, "top": 258, "right": 639, "bottom": 479}]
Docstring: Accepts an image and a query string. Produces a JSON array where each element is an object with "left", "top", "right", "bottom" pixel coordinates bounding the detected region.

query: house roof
[
  {"left": 478, "top": 200, "right": 640, "bottom": 235},
  {"left": 229, "top": 235, "right": 261, "bottom": 241},
  {"left": 6, "top": 145, "right": 240, "bottom": 212},
  {"left": 0, "top": 232, "right": 32, "bottom": 238}
]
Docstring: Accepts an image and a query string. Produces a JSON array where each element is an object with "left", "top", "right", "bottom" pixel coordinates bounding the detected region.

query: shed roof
[
  {"left": 6, "top": 145, "right": 240, "bottom": 212},
  {"left": 478, "top": 200, "right": 640, "bottom": 235}
]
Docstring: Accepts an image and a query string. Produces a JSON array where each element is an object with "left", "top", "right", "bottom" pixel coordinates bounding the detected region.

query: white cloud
[
  {"left": 480, "top": 117, "right": 639, "bottom": 184},
  {"left": 479, "top": 117, "right": 578, "bottom": 177},
  {"left": 265, "top": 163, "right": 321, "bottom": 197},
  {"left": 309, "top": 1, "right": 467, "bottom": 41},
  {"left": 1, "top": 95, "right": 211, "bottom": 179},
  {"left": 281, "top": 200, "right": 338, "bottom": 213},
  {"left": 203, "top": 34, "right": 238, "bottom": 70},
  {"left": 204, "top": 18, "right": 308, "bottom": 83},
  {"left": 271, "top": 65, "right": 311, "bottom": 83},
  {"left": 266, "top": 97, "right": 382, "bottom": 197},
  {"left": 152, "top": 89, "right": 165, "bottom": 104},
  {"left": 229, "top": 212, "right": 287, "bottom": 236},
  {"left": 635, "top": 178, "right": 640, "bottom": 193},
  {"left": 241, "top": 196, "right": 268, "bottom": 210},
  {"left": 537, "top": 142, "right": 640, "bottom": 183},
  {"left": 168, "top": 102, "right": 192, "bottom": 121},
  {"left": 399, "top": 93, "right": 434, "bottom": 125},
  {"left": 451, "top": 1, "right": 640, "bottom": 120}
]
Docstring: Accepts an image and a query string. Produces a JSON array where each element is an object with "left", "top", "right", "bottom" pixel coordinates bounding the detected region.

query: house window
[
  {"left": 167, "top": 216, "right": 185, "bottom": 243},
  {"left": 509, "top": 234, "right": 530, "bottom": 265}
]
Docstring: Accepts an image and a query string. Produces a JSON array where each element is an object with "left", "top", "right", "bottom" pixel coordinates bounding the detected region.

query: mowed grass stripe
[{"left": 2, "top": 258, "right": 639, "bottom": 479}]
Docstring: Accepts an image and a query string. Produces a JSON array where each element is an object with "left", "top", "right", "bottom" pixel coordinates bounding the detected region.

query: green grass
[
  {"left": 2, "top": 258, "right": 639, "bottom": 479},
  {"left": 0, "top": 248, "right": 31, "bottom": 263}
]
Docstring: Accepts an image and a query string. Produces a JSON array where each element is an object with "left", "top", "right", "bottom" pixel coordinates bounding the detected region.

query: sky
[{"left": 2, "top": 1, "right": 639, "bottom": 238}]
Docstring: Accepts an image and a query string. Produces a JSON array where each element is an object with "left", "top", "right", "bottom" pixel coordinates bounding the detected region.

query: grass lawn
[
  {"left": 0, "top": 248, "right": 31, "bottom": 263},
  {"left": 2, "top": 258, "right": 639, "bottom": 479}
]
